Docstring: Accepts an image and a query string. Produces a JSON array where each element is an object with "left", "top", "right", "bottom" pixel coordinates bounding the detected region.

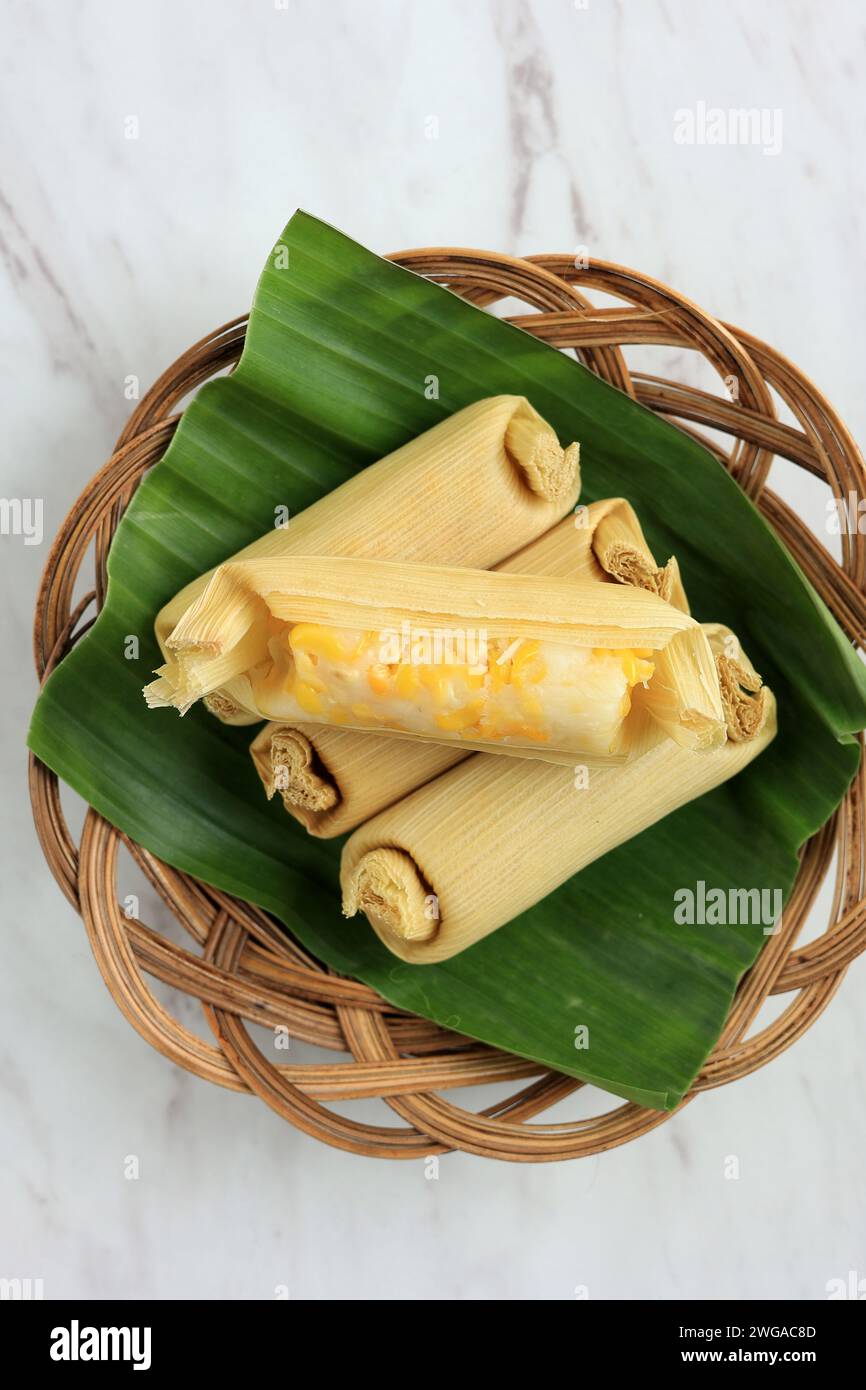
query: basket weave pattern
[{"left": 30, "top": 249, "right": 866, "bottom": 1161}]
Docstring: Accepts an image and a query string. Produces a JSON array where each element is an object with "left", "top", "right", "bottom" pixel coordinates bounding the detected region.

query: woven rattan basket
[{"left": 30, "top": 248, "right": 866, "bottom": 1162}]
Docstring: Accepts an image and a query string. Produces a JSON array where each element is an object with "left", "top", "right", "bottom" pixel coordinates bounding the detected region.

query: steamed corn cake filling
[{"left": 256, "top": 622, "right": 656, "bottom": 756}]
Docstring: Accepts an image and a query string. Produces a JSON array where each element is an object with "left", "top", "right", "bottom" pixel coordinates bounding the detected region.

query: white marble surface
[{"left": 2, "top": 0, "right": 865, "bottom": 1301}]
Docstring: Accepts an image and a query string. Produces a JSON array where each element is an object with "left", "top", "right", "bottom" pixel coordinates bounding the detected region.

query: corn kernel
[
  {"left": 395, "top": 664, "right": 420, "bottom": 698},
  {"left": 435, "top": 702, "right": 484, "bottom": 732},
  {"left": 289, "top": 624, "right": 348, "bottom": 663},
  {"left": 294, "top": 681, "right": 324, "bottom": 715},
  {"left": 367, "top": 664, "right": 391, "bottom": 696}
]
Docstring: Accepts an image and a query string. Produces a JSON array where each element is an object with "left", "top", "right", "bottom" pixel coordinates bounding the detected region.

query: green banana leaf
[{"left": 29, "top": 211, "right": 866, "bottom": 1110}]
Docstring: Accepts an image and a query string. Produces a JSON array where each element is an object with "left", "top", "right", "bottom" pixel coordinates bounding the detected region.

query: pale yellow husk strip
[
  {"left": 145, "top": 551, "right": 725, "bottom": 763},
  {"left": 251, "top": 500, "right": 686, "bottom": 835},
  {"left": 153, "top": 395, "right": 580, "bottom": 723},
  {"left": 340, "top": 627, "right": 775, "bottom": 964}
]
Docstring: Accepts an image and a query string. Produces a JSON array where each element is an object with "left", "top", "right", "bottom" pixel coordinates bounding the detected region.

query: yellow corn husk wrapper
[
  {"left": 251, "top": 499, "right": 687, "bottom": 835},
  {"left": 153, "top": 396, "right": 580, "bottom": 724},
  {"left": 145, "top": 551, "right": 726, "bottom": 766},
  {"left": 341, "top": 625, "right": 775, "bottom": 963}
]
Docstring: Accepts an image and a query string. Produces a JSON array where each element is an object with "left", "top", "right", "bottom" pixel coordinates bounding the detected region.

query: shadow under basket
[{"left": 30, "top": 248, "right": 866, "bottom": 1162}]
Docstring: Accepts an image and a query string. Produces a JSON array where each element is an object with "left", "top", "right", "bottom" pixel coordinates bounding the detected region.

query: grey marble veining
[{"left": 2, "top": 0, "right": 864, "bottom": 1300}]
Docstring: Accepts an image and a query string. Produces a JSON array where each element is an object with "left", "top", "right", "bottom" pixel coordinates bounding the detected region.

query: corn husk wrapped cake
[
  {"left": 146, "top": 556, "right": 726, "bottom": 763},
  {"left": 147, "top": 547, "right": 722, "bottom": 761},
  {"left": 341, "top": 626, "right": 773, "bottom": 963},
  {"left": 153, "top": 395, "right": 580, "bottom": 724},
  {"left": 145, "top": 397, "right": 775, "bottom": 966}
]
